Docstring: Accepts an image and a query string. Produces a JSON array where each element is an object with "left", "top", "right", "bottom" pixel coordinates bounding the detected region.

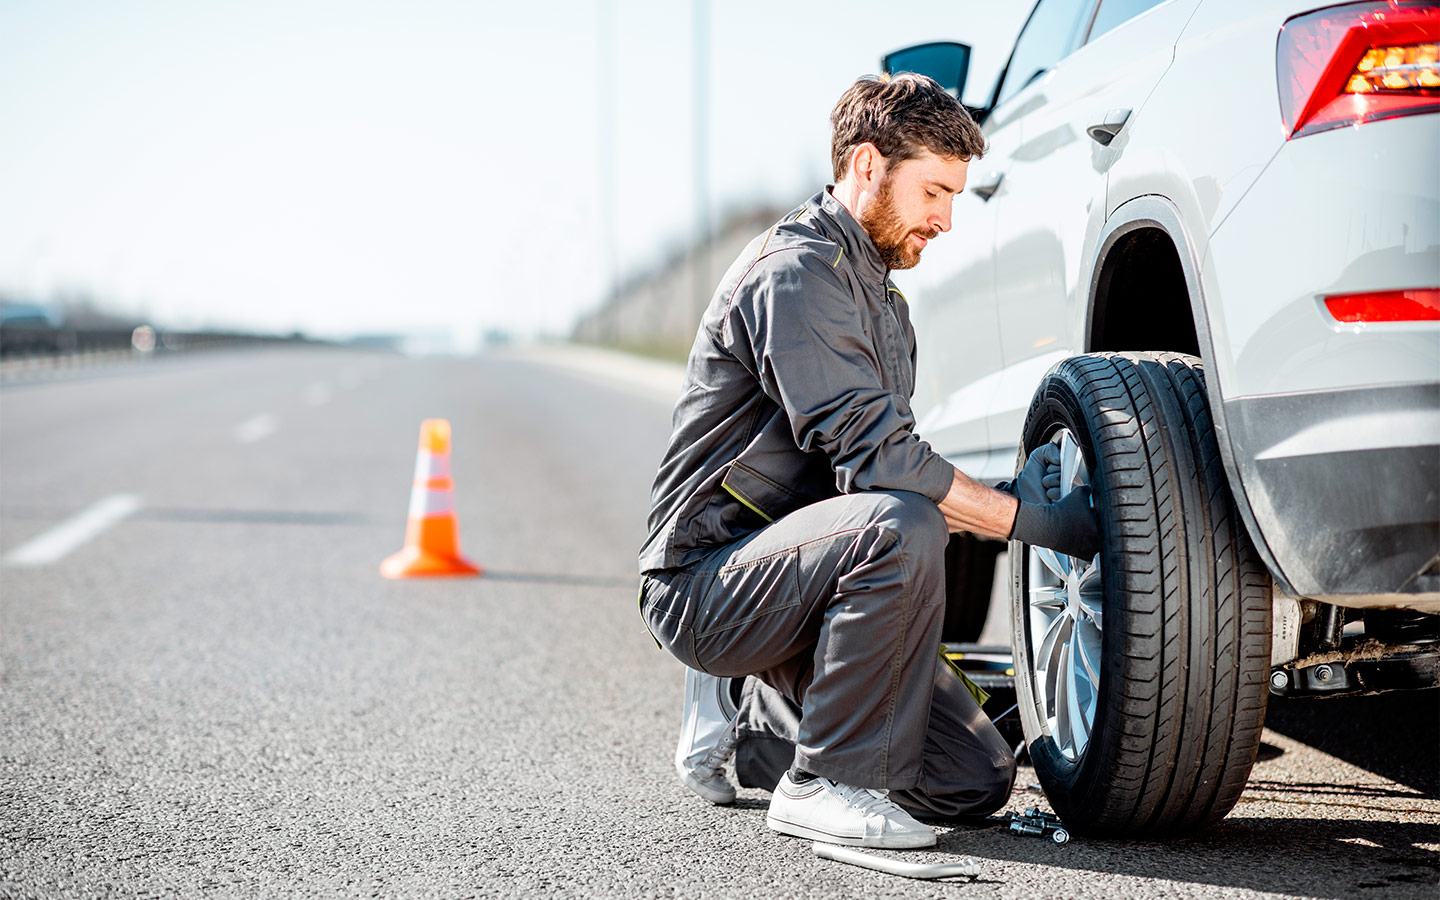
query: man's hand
[
  {"left": 997, "top": 442, "right": 1063, "bottom": 504},
  {"left": 939, "top": 464, "right": 1102, "bottom": 560},
  {"left": 1009, "top": 486, "right": 1101, "bottom": 560}
]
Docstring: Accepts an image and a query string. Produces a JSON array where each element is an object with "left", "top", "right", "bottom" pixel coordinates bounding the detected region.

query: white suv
[{"left": 886, "top": 0, "right": 1438, "bottom": 837}]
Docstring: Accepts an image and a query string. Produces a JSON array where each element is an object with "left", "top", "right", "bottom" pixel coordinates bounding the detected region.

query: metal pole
[
  {"left": 692, "top": 0, "right": 710, "bottom": 315},
  {"left": 596, "top": 0, "right": 618, "bottom": 342}
]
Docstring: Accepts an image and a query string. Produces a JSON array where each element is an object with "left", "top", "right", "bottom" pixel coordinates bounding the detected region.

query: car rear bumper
[
  {"left": 1200, "top": 113, "right": 1439, "bottom": 606},
  {"left": 1223, "top": 381, "right": 1439, "bottom": 606}
]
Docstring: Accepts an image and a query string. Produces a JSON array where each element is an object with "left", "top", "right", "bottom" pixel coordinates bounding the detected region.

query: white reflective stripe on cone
[
  {"left": 413, "top": 452, "right": 452, "bottom": 482},
  {"left": 408, "top": 487, "right": 456, "bottom": 517}
]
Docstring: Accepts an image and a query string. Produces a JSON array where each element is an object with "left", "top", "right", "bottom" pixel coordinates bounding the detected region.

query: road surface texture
[{"left": 1, "top": 345, "right": 1436, "bottom": 899}]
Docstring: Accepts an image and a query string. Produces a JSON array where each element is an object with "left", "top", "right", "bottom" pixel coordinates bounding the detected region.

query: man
[{"left": 639, "top": 74, "right": 1099, "bottom": 849}]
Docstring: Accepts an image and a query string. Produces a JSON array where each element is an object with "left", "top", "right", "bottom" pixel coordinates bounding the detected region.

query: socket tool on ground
[{"left": 1004, "top": 808, "right": 1071, "bottom": 844}]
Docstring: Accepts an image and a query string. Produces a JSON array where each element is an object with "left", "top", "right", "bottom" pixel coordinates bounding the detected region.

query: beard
[{"left": 859, "top": 175, "right": 938, "bottom": 270}]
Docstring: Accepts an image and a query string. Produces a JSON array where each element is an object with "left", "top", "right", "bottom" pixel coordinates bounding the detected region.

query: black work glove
[
  {"left": 1009, "top": 485, "right": 1101, "bottom": 560},
  {"left": 996, "top": 442, "right": 1063, "bottom": 504}
]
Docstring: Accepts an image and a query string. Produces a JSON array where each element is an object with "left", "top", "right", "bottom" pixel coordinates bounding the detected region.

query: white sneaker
[
  {"left": 674, "top": 668, "right": 740, "bottom": 805},
  {"left": 766, "top": 773, "right": 936, "bottom": 849}
]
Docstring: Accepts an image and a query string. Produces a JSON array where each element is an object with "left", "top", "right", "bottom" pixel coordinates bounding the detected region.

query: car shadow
[
  {"left": 921, "top": 691, "right": 1440, "bottom": 898},
  {"left": 936, "top": 815, "right": 1439, "bottom": 899},
  {"left": 1263, "top": 689, "right": 1439, "bottom": 797}
]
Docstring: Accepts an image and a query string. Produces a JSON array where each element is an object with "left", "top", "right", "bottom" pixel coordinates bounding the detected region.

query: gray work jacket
[{"left": 639, "top": 188, "right": 957, "bottom": 573}]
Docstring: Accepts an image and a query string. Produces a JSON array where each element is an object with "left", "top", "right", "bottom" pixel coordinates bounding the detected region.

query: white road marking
[
  {"left": 235, "top": 413, "right": 277, "bottom": 443},
  {"left": 4, "top": 494, "right": 143, "bottom": 567},
  {"left": 304, "top": 382, "right": 332, "bottom": 406}
]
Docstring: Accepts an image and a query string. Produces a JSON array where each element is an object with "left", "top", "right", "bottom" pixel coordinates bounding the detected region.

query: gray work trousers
[{"left": 642, "top": 490, "right": 1015, "bottom": 818}]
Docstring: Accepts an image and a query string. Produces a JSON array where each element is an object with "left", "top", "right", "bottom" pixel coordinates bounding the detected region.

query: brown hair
[{"left": 830, "top": 73, "right": 985, "bottom": 181}]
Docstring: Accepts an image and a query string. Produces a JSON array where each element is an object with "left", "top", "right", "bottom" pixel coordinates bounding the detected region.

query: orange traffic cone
[{"left": 381, "top": 419, "right": 482, "bottom": 578}]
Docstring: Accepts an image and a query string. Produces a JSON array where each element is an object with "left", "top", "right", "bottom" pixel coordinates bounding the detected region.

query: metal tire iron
[{"left": 811, "top": 843, "right": 981, "bottom": 880}]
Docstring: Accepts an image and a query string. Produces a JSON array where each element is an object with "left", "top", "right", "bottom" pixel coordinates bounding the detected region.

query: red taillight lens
[
  {"left": 1278, "top": 2, "right": 1440, "bottom": 139},
  {"left": 1324, "top": 288, "right": 1440, "bottom": 321}
]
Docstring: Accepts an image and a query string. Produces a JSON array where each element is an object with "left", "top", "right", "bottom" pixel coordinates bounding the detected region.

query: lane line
[
  {"left": 4, "top": 494, "right": 143, "bottom": 567},
  {"left": 235, "top": 413, "right": 277, "bottom": 443}
]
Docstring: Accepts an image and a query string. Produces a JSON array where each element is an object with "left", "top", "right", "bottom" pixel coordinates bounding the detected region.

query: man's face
[{"left": 858, "top": 149, "right": 969, "bottom": 270}]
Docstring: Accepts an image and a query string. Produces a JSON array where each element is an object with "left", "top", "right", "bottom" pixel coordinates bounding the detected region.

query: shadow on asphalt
[
  {"left": 934, "top": 815, "right": 1439, "bottom": 900},
  {"left": 912, "top": 691, "right": 1440, "bottom": 898},
  {"left": 1263, "top": 688, "right": 1439, "bottom": 797}
]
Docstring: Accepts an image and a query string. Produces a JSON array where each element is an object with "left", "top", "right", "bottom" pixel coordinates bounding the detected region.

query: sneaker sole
[
  {"left": 677, "top": 761, "right": 736, "bottom": 805},
  {"left": 765, "top": 813, "right": 936, "bottom": 849}
]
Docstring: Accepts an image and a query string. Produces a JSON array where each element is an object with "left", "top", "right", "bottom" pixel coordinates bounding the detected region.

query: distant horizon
[{"left": 1, "top": 1, "right": 1031, "bottom": 351}]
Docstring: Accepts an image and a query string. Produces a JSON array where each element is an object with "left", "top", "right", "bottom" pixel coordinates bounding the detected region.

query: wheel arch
[{"left": 1083, "top": 195, "right": 1291, "bottom": 595}]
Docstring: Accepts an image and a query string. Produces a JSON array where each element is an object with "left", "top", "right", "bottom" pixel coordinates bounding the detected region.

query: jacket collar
[{"left": 818, "top": 187, "right": 889, "bottom": 285}]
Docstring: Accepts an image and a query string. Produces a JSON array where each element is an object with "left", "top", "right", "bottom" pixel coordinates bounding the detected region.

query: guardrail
[{"left": 0, "top": 328, "right": 328, "bottom": 384}]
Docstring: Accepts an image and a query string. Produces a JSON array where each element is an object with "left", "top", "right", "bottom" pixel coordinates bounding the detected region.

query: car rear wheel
[{"left": 1009, "top": 351, "right": 1271, "bottom": 836}]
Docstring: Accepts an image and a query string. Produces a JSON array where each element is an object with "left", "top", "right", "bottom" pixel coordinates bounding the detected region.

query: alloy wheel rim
[{"left": 1024, "top": 429, "right": 1103, "bottom": 762}]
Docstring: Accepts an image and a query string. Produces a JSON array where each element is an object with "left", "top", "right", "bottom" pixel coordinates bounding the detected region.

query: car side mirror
[{"left": 882, "top": 41, "right": 973, "bottom": 100}]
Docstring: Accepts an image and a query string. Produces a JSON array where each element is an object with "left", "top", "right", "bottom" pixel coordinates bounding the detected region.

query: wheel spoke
[
  {"left": 1074, "top": 619, "right": 1101, "bottom": 684},
  {"left": 1029, "top": 585, "right": 1066, "bottom": 610},
  {"left": 1064, "top": 640, "right": 1091, "bottom": 753},
  {"left": 1078, "top": 562, "right": 1104, "bottom": 629},
  {"left": 1054, "top": 641, "right": 1073, "bottom": 755},
  {"left": 1059, "top": 431, "right": 1082, "bottom": 490},
  {"left": 1035, "top": 546, "right": 1072, "bottom": 580},
  {"left": 1035, "top": 609, "right": 1071, "bottom": 676}
]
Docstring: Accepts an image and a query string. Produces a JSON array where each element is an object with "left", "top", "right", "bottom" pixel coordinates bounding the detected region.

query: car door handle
[
  {"left": 1086, "top": 108, "right": 1132, "bottom": 146},
  {"left": 971, "top": 171, "right": 1004, "bottom": 201}
]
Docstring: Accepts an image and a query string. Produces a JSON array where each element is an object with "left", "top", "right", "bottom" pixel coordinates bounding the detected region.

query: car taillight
[
  {"left": 1277, "top": 1, "right": 1440, "bottom": 139},
  {"left": 1323, "top": 288, "right": 1440, "bottom": 322}
]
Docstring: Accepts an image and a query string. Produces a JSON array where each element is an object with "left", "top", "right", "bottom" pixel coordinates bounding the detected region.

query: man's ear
[{"left": 850, "top": 142, "right": 886, "bottom": 193}]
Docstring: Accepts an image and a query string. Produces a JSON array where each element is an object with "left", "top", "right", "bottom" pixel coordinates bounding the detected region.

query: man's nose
[{"left": 932, "top": 202, "right": 953, "bottom": 233}]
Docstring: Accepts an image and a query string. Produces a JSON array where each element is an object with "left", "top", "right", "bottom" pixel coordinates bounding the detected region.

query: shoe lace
[
  {"left": 696, "top": 724, "right": 738, "bottom": 777},
  {"left": 830, "top": 780, "right": 904, "bottom": 819}
]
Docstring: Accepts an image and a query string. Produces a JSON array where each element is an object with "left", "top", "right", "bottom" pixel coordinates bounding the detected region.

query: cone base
[{"left": 380, "top": 546, "right": 483, "bottom": 579}]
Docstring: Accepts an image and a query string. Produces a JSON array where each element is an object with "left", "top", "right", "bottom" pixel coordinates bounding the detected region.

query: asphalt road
[{"left": 1, "top": 345, "right": 1436, "bottom": 900}]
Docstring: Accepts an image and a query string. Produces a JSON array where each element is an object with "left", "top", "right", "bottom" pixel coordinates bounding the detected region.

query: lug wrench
[{"left": 812, "top": 843, "right": 981, "bottom": 880}]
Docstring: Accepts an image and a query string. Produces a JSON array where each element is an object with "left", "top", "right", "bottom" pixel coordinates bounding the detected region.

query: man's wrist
[{"left": 1008, "top": 498, "right": 1034, "bottom": 541}]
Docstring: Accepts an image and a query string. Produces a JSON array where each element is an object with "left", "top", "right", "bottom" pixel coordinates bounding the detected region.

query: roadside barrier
[{"left": 380, "top": 418, "right": 482, "bottom": 579}]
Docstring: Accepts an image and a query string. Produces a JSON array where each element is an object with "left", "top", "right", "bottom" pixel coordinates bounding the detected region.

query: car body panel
[
  {"left": 899, "top": 0, "right": 1440, "bottom": 602},
  {"left": 1204, "top": 114, "right": 1440, "bottom": 399},
  {"left": 990, "top": 0, "right": 1201, "bottom": 444}
]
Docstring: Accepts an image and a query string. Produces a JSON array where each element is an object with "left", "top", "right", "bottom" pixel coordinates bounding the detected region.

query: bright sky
[{"left": 0, "top": 1, "right": 1030, "bottom": 348}]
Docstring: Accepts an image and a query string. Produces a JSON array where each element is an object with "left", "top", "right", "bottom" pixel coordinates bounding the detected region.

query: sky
[{"left": 0, "top": 1, "right": 1031, "bottom": 349}]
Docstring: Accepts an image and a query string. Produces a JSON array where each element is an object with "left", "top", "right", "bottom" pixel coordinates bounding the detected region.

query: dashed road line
[
  {"left": 235, "top": 413, "right": 277, "bottom": 443},
  {"left": 3, "top": 494, "right": 143, "bottom": 567}
]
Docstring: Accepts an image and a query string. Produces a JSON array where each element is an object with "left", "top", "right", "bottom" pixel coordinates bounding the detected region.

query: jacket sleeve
[{"left": 721, "top": 247, "right": 956, "bottom": 503}]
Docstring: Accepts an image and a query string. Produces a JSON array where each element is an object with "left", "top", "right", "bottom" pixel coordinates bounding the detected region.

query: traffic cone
[{"left": 381, "top": 419, "right": 482, "bottom": 578}]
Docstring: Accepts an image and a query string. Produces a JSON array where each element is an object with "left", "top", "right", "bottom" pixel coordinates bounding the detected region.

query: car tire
[{"left": 1009, "top": 351, "right": 1271, "bottom": 836}]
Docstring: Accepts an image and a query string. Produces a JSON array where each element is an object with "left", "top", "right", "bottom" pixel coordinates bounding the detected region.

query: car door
[
  {"left": 902, "top": 120, "right": 1016, "bottom": 475},
  {"left": 984, "top": 0, "right": 1201, "bottom": 462}
]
